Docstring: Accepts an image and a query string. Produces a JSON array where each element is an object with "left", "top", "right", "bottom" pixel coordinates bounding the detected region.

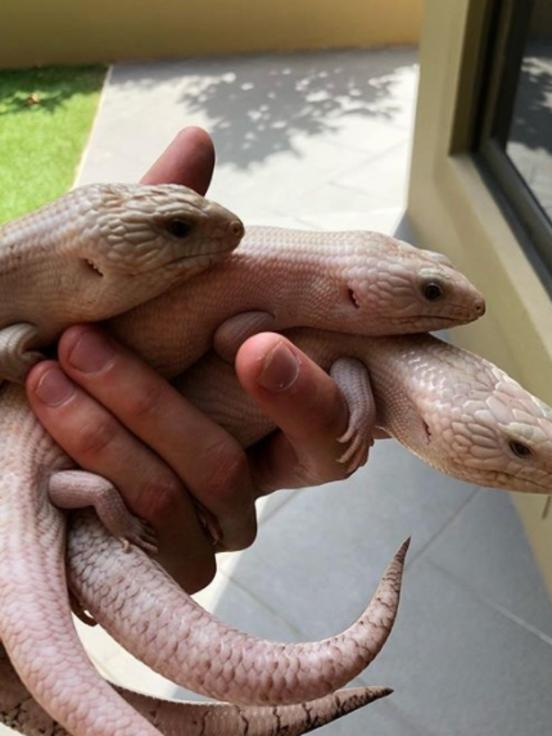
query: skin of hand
[{"left": 25, "top": 127, "right": 359, "bottom": 593}]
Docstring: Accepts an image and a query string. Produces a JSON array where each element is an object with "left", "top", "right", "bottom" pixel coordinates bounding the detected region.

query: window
[{"left": 476, "top": 0, "right": 552, "bottom": 287}]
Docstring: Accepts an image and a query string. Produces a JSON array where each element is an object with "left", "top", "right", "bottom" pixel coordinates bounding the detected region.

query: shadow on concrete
[{"left": 109, "top": 49, "right": 416, "bottom": 170}]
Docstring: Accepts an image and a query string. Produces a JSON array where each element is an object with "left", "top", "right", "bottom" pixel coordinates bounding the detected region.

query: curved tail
[
  {"left": 69, "top": 510, "right": 408, "bottom": 706},
  {"left": 0, "top": 472, "right": 163, "bottom": 736},
  {"left": 0, "top": 642, "right": 392, "bottom": 736}
]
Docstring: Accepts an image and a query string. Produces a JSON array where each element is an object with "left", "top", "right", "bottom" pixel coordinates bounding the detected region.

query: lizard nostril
[
  {"left": 229, "top": 220, "right": 244, "bottom": 238},
  {"left": 474, "top": 298, "right": 486, "bottom": 316}
]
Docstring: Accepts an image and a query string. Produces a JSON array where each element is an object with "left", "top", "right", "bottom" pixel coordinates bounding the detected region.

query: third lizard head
[{"left": 330, "top": 232, "right": 485, "bottom": 334}]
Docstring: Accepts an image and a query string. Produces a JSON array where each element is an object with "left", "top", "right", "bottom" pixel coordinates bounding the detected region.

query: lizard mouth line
[
  {"left": 450, "top": 458, "right": 551, "bottom": 493},
  {"left": 167, "top": 249, "right": 232, "bottom": 267}
]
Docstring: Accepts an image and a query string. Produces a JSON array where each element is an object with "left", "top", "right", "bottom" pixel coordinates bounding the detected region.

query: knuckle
[
  {"left": 206, "top": 450, "right": 249, "bottom": 513},
  {"left": 74, "top": 415, "right": 119, "bottom": 458},
  {"left": 199, "top": 444, "right": 251, "bottom": 513},
  {"left": 123, "top": 379, "right": 165, "bottom": 420},
  {"left": 139, "top": 476, "right": 184, "bottom": 521}
]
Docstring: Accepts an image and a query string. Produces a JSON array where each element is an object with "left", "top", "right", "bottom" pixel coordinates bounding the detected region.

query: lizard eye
[
  {"left": 164, "top": 218, "right": 193, "bottom": 238},
  {"left": 421, "top": 280, "right": 444, "bottom": 302},
  {"left": 509, "top": 440, "right": 532, "bottom": 458}
]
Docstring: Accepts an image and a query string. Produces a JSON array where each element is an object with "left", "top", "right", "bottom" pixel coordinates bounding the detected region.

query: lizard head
[
  {"left": 66, "top": 183, "right": 244, "bottom": 314},
  {"left": 337, "top": 233, "right": 485, "bottom": 334},
  {"left": 404, "top": 341, "right": 552, "bottom": 494}
]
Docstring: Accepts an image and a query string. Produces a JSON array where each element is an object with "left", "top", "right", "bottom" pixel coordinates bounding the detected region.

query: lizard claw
[
  {"left": 119, "top": 518, "right": 159, "bottom": 555},
  {"left": 337, "top": 419, "right": 373, "bottom": 473},
  {"left": 331, "top": 357, "right": 376, "bottom": 475},
  {"left": 69, "top": 590, "right": 98, "bottom": 627}
]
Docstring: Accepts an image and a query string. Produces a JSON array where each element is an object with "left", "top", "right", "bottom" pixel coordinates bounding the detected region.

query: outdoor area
[{"left": 0, "top": 2, "right": 551, "bottom": 736}]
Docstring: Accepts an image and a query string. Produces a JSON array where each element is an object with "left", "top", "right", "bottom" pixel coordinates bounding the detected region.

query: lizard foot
[
  {"left": 48, "top": 469, "right": 159, "bottom": 555},
  {"left": 331, "top": 357, "right": 376, "bottom": 474},
  {"left": 69, "top": 590, "right": 98, "bottom": 627},
  {"left": 118, "top": 517, "right": 158, "bottom": 555}
]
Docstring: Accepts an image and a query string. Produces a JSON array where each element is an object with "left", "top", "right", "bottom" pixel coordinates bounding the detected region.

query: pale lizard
[
  {"left": 0, "top": 641, "right": 392, "bottom": 736},
  {"left": 0, "top": 197, "right": 486, "bottom": 735},
  {"left": 61, "top": 327, "right": 552, "bottom": 708},
  {"left": 0, "top": 183, "right": 244, "bottom": 383}
]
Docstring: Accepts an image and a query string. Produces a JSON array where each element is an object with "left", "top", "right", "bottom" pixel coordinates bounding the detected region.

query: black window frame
[{"left": 474, "top": 0, "right": 552, "bottom": 293}]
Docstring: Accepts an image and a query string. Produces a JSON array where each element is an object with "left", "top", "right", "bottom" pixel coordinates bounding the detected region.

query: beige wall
[
  {"left": 408, "top": 0, "right": 552, "bottom": 595},
  {"left": 0, "top": 1, "right": 422, "bottom": 69}
]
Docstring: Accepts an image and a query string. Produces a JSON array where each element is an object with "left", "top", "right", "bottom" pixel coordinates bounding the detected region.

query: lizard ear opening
[
  {"left": 82, "top": 259, "right": 104, "bottom": 277},
  {"left": 347, "top": 287, "right": 361, "bottom": 309}
]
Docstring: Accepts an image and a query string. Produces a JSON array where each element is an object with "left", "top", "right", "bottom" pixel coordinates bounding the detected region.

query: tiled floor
[{"left": 15, "top": 47, "right": 549, "bottom": 736}]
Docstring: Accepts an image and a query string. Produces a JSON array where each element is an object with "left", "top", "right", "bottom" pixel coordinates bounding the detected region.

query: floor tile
[
  {"left": 224, "top": 439, "right": 478, "bottom": 640},
  {"left": 366, "top": 560, "right": 552, "bottom": 736},
  {"left": 422, "top": 489, "right": 552, "bottom": 638}
]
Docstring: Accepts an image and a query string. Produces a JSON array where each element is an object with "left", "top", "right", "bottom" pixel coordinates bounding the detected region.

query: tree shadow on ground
[
  {"left": 178, "top": 51, "right": 410, "bottom": 169},
  {"left": 110, "top": 49, "right": 416, "bottom": 170}
]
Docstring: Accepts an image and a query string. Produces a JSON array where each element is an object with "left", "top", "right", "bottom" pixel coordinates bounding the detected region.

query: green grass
[{"left": 0, "top": 65, "right": 106, "bottom": 224}]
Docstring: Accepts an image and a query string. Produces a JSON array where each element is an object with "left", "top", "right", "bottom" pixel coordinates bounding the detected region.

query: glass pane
[{"left": 505, "top": 0, "right": 552, "bottom": 221}]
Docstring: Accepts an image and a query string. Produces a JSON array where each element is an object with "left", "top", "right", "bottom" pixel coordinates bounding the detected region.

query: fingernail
[
  {"left": 258, "top": 342, "right": 299, "bottom": 392},
  {"left": 34, "top": 367, "right": 75, "bottom": 406},
  {"left": 67, "top": 330, "right": 115, "bottom": 373}
]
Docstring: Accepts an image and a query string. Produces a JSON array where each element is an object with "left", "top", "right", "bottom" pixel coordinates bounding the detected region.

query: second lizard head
[{"left": 331, "top": 232, "right": 485, "bottom": 334}]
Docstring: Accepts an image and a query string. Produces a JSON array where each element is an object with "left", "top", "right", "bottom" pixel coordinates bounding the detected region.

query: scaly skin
[
  {"left": 0, "top": 643, "right": 392, "bottom": 736},
  {"left": 0, "top": 183, "right": 243, "bottom": 382},
  {"left": 0, "top": 220, "right": 486, "bottom": 733},
  {"left": 59, "top": 328, "right": 552, "bottom": 714},
  {"left": 0, "top": 184, "right": 244, "bottom": 736},
  {"left": 175, "top": 329, "right": 552, "bottom": 495},
  {"left": 109, "top": 226, "right": 486, "bottom": 376},
  {"left": 68, "top": 510, "right": 407, "bottom": 705}
]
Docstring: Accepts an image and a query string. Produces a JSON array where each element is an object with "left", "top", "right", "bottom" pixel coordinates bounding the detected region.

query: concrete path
[{"left": 66, "top": 48, "right": 552, "bottom": 736}]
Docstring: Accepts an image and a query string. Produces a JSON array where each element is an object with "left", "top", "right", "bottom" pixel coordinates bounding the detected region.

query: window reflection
[{"left": 506, "top": 1, "right": 552, "bottom": 221}]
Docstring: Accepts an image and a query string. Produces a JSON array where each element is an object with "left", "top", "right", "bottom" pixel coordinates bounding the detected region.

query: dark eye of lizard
[
  {"left": 165, "top": 219, "right": 193, "bottom": 238},
  {"left": 422, "top": 281, "right": 443, "bottom": 301},
  {"left": 509, "top": 440, "right": 532, "bottom": 458}
]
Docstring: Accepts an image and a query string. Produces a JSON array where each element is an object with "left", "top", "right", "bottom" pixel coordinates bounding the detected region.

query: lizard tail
[
  {"left": 0, "top": 466, "right": 164, "bottom": 736},
  {"left": 69, "top": 510, "right": 407, "bottom": 707},
  {"left": 0, "top": 642, "right": 392, "bottom": 736}
]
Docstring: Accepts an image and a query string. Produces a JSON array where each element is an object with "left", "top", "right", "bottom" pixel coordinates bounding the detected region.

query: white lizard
[
  {"left": 59, "top": 327, "right": 552, "bottom": 710},
  {"left": 0, "top": 193, "right": 485, "bottom": 735},
  {"left": 0, "top": 183, "right": 244, "bottom": 383},
  {"left": 0, "top": 641, "right": 392, "bottom": 736}
]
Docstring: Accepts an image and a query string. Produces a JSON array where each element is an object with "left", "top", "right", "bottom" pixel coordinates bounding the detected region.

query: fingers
[
  {"left": 27, "top": 326, "right": 257, "bottom": 552},
  {"left": 235, "top": 333, "right": 354, "bottom": 493},
  {"left": 140, "top": 126, "right": 215, "bottom": 194}
]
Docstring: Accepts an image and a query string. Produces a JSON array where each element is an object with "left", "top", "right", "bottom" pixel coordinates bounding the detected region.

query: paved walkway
[{"left": 69, "top": 48, "right": 552, "bottom": 736}]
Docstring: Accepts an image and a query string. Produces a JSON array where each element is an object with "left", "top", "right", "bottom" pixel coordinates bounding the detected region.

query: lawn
[{"left": 0, "top": 65, "right": 106, "bottom": 225}]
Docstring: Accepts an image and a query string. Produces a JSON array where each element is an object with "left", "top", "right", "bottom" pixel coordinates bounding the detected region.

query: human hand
[{"left": 26, "top": 128, "right": 360, "bottom": 593}]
